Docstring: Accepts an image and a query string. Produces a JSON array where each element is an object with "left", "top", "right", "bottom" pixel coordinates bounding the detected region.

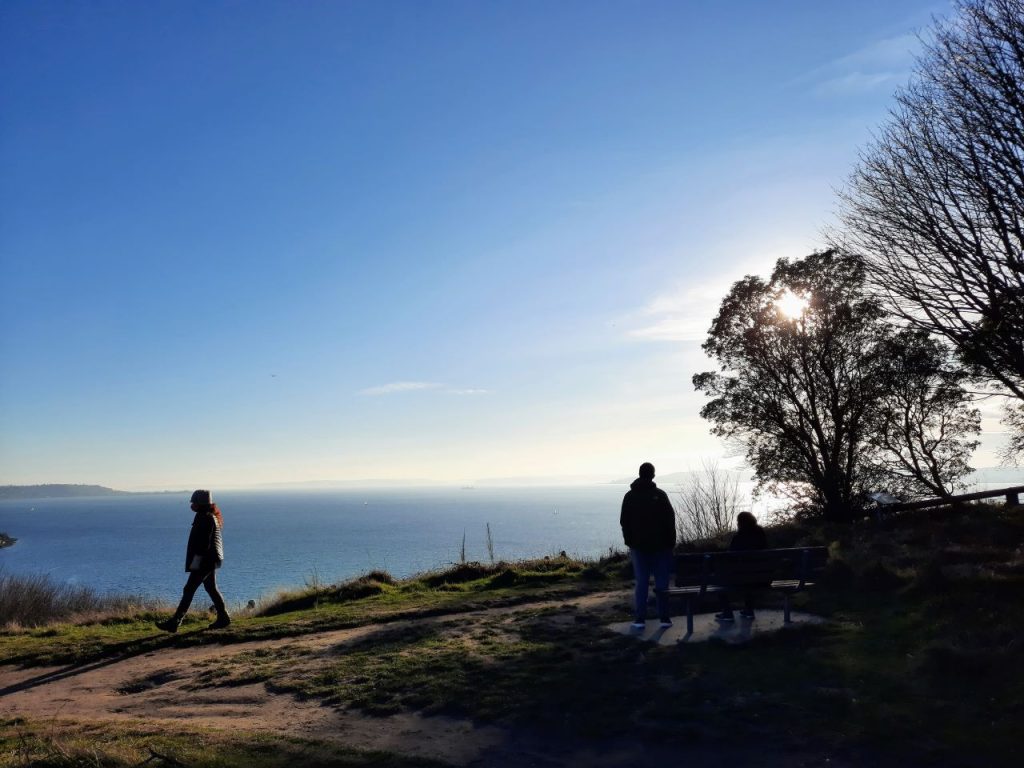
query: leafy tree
[
  {"left": 868, "top": 329, "right": 981, "bottom": 499},
  {"left": 838, "top": 0, "right": 1024, "bottom": 452},
  {"left": 694, "top": 250, "right": 979, "bottom": 521},
  {"left": 695, "top": 251, "right": 886, "bottom": 521}
]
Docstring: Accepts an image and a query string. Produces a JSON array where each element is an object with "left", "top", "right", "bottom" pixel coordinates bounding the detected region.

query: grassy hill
[{"left": 1, "top": 505, "right": 1022, "bottom": 767}]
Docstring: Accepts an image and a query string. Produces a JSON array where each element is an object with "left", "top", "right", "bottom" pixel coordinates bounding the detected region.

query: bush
[
  {"left": 857, "top": 561, "right": 905, "bottom": 591},
  {"left": 421, "top": 562, "right": 494, "bottom": 587},
  {"left": 258, "top": 570, "right": 395, "bottom": 616}
]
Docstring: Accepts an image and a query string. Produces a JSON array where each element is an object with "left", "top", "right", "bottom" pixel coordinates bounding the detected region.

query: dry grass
[{"left": 0, "top": 570, "right": 168, "bottom": 629}]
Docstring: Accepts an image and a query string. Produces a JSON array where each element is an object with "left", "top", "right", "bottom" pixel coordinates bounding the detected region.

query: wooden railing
[{"left": 884, "top": 485, "right": 1024, "bottom": 513}]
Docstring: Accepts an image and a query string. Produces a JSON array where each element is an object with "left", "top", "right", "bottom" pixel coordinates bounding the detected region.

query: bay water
[{"left": 0, "top": 487, "right": 630, "bottom": 606}]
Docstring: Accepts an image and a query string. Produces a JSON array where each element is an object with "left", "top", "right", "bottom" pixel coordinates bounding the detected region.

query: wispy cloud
[
  {"left": 358, "top": 381, "right": 441, "bottom": 396},
  {"left": 358, "top": 382, "right": 489, "bottom": 396},
  {"left": 627, "top": 280, "right": 733, "bottom": 343},
  {"left": 795, "top": 32, "right": 920, "bottom": 96}
]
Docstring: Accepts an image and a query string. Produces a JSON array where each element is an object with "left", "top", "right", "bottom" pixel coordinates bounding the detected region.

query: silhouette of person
[
  {"left": 620, "top": 462, "right": 677, "bottom": 629},
  {"left": 156, "top": 490, "right": 230, "bottom": 633},
  {"left": 715, "top": 511, "right": 768, "bottom": 622}
]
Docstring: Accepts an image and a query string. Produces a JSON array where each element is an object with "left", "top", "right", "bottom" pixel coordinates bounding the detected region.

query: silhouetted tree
[
  {"left": 695, "top": 251, "right": 887, "bottom": 521},
  {"left": 695, "top": 251, "right": 979, "bottom": 521},
  {"left": 868, "top": 329, "right": 981, "bottom": 499},
  {"left": 838, "top": 0, "right": 1024, "bottom": 454}
]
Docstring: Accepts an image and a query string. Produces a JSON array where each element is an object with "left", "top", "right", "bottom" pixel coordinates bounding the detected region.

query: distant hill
[
  {"left": 0, "top": 484, "right": 181, "bottom": 500},
  {"left": 610, "top": 470, "right": 754, "bottom": 486}
]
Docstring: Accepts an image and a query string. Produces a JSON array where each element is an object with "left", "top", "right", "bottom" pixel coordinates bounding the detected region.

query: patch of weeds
[
  {"left": 856, "top": 561, "right": 906, "bottom": 591},
  {"left": 0, "top": 719, "right": 447, "bottom": 768},
  {"left": 420, "top": 562, "right": 494, "bottom": 587},
  {"left": 117, "top": 669, "right": 182, "bottom": 695}
]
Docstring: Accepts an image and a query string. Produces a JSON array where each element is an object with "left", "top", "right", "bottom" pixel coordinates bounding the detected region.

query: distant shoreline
[{"left": 0, "top": 484, "right": 187, "bottom": 501}]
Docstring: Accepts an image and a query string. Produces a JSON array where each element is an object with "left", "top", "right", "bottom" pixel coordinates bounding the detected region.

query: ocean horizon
[{"left": 0, "top": 486, "right": 635, "bottom": 606}]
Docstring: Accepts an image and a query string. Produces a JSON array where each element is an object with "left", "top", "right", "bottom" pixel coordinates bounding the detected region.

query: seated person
[{"left": 715, "top": 511, "right": 767, "bottom": 622}]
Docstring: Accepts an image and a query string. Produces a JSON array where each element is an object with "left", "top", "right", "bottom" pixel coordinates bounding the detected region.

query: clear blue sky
[{"left": 6, "top": 0, "right": 991, "bottom": 490}]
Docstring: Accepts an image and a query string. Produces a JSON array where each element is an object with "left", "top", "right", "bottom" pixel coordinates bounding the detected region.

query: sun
[{"left": 776, "top": 290, "right": 809, "bottom": 320}]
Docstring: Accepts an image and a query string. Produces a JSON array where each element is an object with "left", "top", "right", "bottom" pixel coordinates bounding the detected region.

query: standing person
[
  {"left": 156, "top": 490, "right": 230, "bottom": 633},
  {"left": 715, "top": 511, "right": 768, "bottom": 622},
  {"left": 620, "top": 462, "right": 677, "bottom": 630}
]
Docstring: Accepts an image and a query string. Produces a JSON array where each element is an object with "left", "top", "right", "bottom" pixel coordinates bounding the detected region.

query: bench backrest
[{"left": 674, "top": 547, "right": 828, "bottom": 587}]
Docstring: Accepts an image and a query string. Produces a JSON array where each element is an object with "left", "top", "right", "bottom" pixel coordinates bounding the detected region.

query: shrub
[
  {"left": 258, "top": 570, "right": 395, "bottom": 617},
  {"left": 421, "top": 562, "right": 495, "bottom": 587}
]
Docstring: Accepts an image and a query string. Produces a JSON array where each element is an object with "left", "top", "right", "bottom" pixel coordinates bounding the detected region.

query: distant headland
[{"left": 0, "top": 484, "right": 186, "bottom": 500}]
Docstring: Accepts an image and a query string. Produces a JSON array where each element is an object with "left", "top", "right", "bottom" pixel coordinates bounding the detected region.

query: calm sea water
[{"left": 0, "top": 487, "right": 629, "bottom": 605}]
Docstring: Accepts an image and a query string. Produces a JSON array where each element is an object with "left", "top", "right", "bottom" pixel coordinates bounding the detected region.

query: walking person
[
  {"left": 715, "top": 511, "right": 768, "bottom": 622},
  {"left": 620, "top": 462, "right": 677, "bottom": 630},
  {"left": 156, "top": 490, "right": 230, "bottom": 632}
]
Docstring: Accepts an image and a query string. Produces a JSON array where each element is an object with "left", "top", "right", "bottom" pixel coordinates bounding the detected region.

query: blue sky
[{"left": 7, "top": 0, "right": 999, "bottom": 490}]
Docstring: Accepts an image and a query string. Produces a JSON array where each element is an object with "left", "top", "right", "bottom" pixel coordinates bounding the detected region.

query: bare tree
[
  {"left": 673, "top": 459, "right": 743, "bottom": 542},
  {"left": 838, "top": 0, "right": 1024, "bottom": 452}
]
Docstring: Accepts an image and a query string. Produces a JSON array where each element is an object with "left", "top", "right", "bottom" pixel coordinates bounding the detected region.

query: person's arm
[
  {"left": 620, "top": 494, "right": 633, "bottom": 548},
  {"left": 661, "top": 491, "right": 677, "bottom": 548},
  {"left": 190, "top": 514, "right": 215, "bottom": 569}
]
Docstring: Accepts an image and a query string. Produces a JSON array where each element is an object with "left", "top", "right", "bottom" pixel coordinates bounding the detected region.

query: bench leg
[
  {"left": 784, "top": 594, "right": 792, "bottom": 624},
  {"left": 686, "top": 598, "right": 693, "bottom": 635}
]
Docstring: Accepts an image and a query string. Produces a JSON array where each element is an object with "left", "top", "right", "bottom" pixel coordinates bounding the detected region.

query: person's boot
[
  {"left": 209, "top": 612, "right": 231, "bottom": 630},
  {"left": 156, "top": 615, "right": 182, "bottom": 633}
]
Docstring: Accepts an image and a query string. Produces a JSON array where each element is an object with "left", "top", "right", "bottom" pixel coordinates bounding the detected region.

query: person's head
[
  {"left": 638, "top": 462, "right": 655, "bottom": 480},
  {"left": 190, "top": 489, "right": 213, "bottom": 511},
  {"left": 190, "top": 489, "right": 224, "bottom": 527},
  {"left": 736, "top": 511, "right": 758, "bottom": 531}
]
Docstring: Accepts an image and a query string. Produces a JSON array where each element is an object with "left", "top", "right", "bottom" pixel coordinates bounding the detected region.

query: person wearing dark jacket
[
  {"left": 715, "top": 511, "right": 768, "bottom": 623},
  {"left": 156, "top": 489, "right": 230, "bottom": 633},
  {"left": 620, "top": 462, "right": 677, "bottom": 630}
]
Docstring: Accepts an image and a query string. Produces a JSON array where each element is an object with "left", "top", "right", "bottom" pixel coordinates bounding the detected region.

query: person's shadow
[{"left": 0, "top": 628, "right": 210, "bottom": 698}]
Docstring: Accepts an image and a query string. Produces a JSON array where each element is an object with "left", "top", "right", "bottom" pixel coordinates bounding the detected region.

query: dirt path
[{"left": 0, "top": 592, "right": 633, "bottom": 766}]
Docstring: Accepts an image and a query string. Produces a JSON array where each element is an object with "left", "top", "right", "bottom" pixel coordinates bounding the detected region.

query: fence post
[{"left": 1007, "top": 490, "right": 1020, "bottom": 506}]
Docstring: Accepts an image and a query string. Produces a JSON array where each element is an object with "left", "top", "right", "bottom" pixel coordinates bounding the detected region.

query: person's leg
[
  {"left": 157, "top": 571, "right": 204, "bottom": 631},
  {"left": 653, "top": 549, "right": 673, "bottom": 623},
  {"left": 202, "top": 572, "right": 227, "bottom": 614},
  {"left": 175, "top": 571, "right": 206, "bottom": 618},
  {"left": 203, "top": 571, "right": 230, "bottom": 627},
  {"left": 716, "top": 589, "right": 735, "bottom": 621},
  {"left": 740, "top": 588, "right": 756, "bottom": 619},
  {"left": 630, "top": 549, "right": 653, "bottom": 623}
]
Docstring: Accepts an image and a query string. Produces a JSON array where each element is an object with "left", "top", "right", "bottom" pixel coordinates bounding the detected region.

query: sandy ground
[
  {"left": 0, "top": 593, "right": 638, "bottom": 766},
  {"left": 0, "top": 592, "right": 843, "bottom": 767}
]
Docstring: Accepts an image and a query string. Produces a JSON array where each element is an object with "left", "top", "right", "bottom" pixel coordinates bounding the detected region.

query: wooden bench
[{"left": 659, "top": 547, "right": 829, "bottom": 634}]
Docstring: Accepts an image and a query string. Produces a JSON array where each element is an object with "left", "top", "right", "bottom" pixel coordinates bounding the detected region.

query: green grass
[
  {"left": 0, "top": 555, "right": 627, "bottom": 667},
  {"left": 0, "top": 718, "right": 447, "bottom": 768}
]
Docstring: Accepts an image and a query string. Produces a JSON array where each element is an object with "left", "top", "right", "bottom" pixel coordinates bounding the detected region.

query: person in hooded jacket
[
  {"left": 156, "top": 489, "right": 230, "bottom": 632},
  {"left": 620, "top": 462, "right": 677, "bottom": 629},
  {"left": 715, "top": 510, "right": 768, "bottom": 622}
]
